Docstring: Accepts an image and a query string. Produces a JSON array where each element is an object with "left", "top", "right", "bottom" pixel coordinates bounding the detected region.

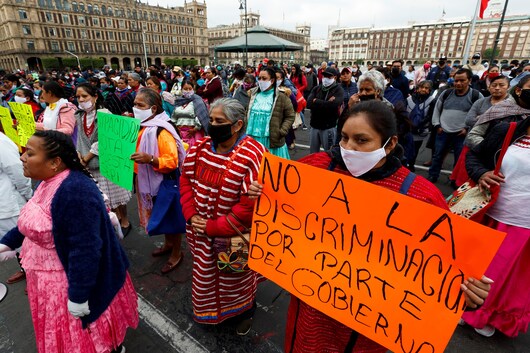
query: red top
[{"left": 291, "top": 74, "right": 308, "bottom": 93}]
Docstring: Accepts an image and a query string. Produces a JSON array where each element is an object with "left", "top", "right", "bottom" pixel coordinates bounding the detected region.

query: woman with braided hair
[{"left": 0, "top": 130, "right": 138, "bottom": 353}]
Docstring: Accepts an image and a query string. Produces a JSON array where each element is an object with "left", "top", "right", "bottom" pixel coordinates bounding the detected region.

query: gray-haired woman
[
  {"left": 347, "top": 70, "right": 393, "bottom": 109},
  {"left": 180, "top": 98, "right": 266, "bottom": 335}
]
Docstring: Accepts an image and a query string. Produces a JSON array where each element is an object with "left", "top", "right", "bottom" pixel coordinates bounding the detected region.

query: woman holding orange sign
[{"left": 249, "top": 100, "right": 492, "bottom": 353}]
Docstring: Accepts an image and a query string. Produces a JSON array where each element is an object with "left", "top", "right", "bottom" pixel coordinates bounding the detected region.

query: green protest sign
[
  {"left": 0, "top": 106, "right": 19, "bottom": 146},
  {"left": 8, "top": 102, "right": 35, "bottom": 147},
  {"left": 97, "top": 112, "right": 140, "bottom": 190}
]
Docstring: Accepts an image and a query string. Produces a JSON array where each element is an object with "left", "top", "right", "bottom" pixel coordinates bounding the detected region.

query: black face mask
[
  {"left": 391, "top": 67, "right": 401, "bottom": 76},
  {"left": 208, "top": 122, "right": 236, "bottom": 144},
  {"left": 439, "top": 61, "right": 446, "bottom": 67},
  {"left": 519, "top": 89, "right": 530, "bottom": 107},
  {"left": 359, "top": 94, "right": 376, "bottom": 101}
]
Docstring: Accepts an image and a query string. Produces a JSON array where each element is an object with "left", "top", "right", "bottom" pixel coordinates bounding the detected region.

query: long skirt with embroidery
[
  {"left": 462, "top": 217, "right": 530, "bottom": 337},
  {"left": 18, "top": 171, "right": 138, "bottom": 353}
]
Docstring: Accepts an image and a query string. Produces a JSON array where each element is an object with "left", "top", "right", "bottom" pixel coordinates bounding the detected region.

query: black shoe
[
  {"left": 121, "top": 225, "right": 132, "bottom": 238},
  {"left": 236, "top": 318, "right": 253, "bottom": 336},
  {"left": 427, "top": 176, "right": 438, "bottom": 183}
]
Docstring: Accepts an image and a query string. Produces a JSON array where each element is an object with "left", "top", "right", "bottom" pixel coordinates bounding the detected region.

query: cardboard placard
[
  {"left": 8, "top": 102, "right": 36, "bottom": 147},
  {"left": 249, "top": 153, "right": 506, "bottom": 353},
  {"left": 97, "top": 112, "right": 140, "bottom": 190},
  {"left": 0, "top": 106, "right": 19, "bottom": 146}
]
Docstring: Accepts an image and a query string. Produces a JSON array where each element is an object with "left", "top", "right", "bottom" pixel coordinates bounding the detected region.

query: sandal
[
  {"left": 151, "top": 246, "right": 173, "bottom": 257},
  {"left": 161, "top": 255, "right": 183, "bottom": 274}
]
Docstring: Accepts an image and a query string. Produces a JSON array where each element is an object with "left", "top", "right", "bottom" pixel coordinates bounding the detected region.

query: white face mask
[
  {"left": 133, "top": 107, "right": 154, "bottom": 121},
  {"left": 78, "top": 100, "right": 94, "bottom": 111},
  {"left": 276, "top": 79, "right": 283, "bottom": 87},
  {"left": 177, "top": 77, "right": 184, "bottom": 83},
  {"left": 258, "top": 79, "right": 273, "bottom": 92},
  {"left": 340, "top": 138, "right": 391, "bottom": 177},
  {"left": 14, "top": 95, "right": 27, "bottom": 103},
  {"left": 502, "top": 71, "right": 511, "bottom": 76},
  {"left": 322, "top": 77, "right": 335, "bottom": 87},
  {"left": 352, "top": 68, "right": 358, "bottom": 73},
  {"left": 182, "top": 90, "right": 194, "bottom": 98}
]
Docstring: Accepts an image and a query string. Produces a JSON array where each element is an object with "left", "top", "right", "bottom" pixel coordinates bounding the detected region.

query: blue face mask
[
  {"left": 40, "top": 102, "right": 47, "bottom": 109},
  {"left": 34, "top": 89, "right": 41, "bottom": 96},
  {"left": 100, "top": 84, "right": 109, "bottom": 90}
]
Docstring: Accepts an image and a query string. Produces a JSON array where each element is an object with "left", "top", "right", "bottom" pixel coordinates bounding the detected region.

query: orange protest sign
[{"left": 249, "top": 153, "right": 506, "bottom": 353}]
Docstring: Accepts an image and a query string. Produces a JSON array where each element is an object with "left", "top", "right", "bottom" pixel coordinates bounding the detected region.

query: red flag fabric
[{"left": 479, "top": 0, "right": 490, "bottom": 18}]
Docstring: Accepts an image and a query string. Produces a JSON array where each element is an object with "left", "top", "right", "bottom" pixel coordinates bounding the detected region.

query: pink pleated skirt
[
  {"left": 462, "top": 217, "right": 530, "bottom": 337},
  {"left": 26, "top": 270, "right": 139, "bottom": 353}
]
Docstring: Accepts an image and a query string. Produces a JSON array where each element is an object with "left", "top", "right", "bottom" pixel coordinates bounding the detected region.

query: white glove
[
  {"left": 0, "top": 251, "right": 16, "bottom": 262},
  {"left": 67, "top": 300, "right": 91, "bottom": 318}
]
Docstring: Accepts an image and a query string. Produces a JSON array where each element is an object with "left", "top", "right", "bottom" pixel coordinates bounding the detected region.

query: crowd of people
[{"left": 0, "top": 53, "right": 529, "bottom": 352}]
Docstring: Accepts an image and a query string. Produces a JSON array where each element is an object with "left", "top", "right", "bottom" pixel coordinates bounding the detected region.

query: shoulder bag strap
[
  {"left": 493, "top": 122, "right": 518, "bottom": 175},
  {"left": 226, "top": 213, "right": 250, "bottom": 245},
  {"left": 399, "top": 171, "right": 417, "bottom": 195}
]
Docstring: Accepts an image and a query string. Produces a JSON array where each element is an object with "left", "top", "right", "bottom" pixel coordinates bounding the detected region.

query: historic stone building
[
  {"left": 208, "top": 11, "right": 311, "bottom": 66},
  {"left": 328, "top": 15, "right": 530, "bottom": 67},
  {"left": 0, "top": 0, "right": 208, "bottom": 71}
]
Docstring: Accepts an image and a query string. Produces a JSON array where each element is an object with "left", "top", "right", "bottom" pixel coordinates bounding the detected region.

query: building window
[
  {"left": 49, "top": 27, "right": 57, "bottom": 36},
  {"left": 51, "top": 41, "right": 60, "bottom": 52},
  {"left": 72, "top": 1, "right": 77, "bottom": 11},
  {"left": 27, "top": 40, "right": 35, "bottom": 49},
  {"left": 110, "top": 43, "right": 116, "bottom": 52},
  {"left": 79, "top": 2, "right": 84, "bottom": 11},
  {"left": 80, "top": 29, "right": 87, "bottom": 38},
  {"left": 96, "top": 43, "right": 103, "bottom": 52},
  {"left": 65, "top": 28, "right": 72, "bottom": 37},
  {"left": 38, "top": 0, "right": 45, "bottom": 6},
  {"left": 84, "top": 43, "right": 90, "bottom": 52},
  {"left": 108, "top": 31, "right": 114, "bottom": 40},
  {"left": 106, "top": 19, "right": 112, "bottom": 26},
  {"left": 95, "top": 30, "right": 101, "bottom": 39},
  {"left": 46, "top": 0, "right": 53, "bottom": 8},
  {"left": 87, "top": 3, "right": 92, "bottom": 13},
  {"left": 78, "top": 16, "right": 85, "bottom": 25},
  {"left": 67, "top": 41, "right": 75, "bottom": 51},
  {"left": 107, "top": 6, "right": 113, "bottom": 15},
  {"left": 22, "top": 25, "right": 31, "bottom": 35},
  {"left": 93, "top": 18, "right": 99, "bottom": 25},
  {"left": 63, "top": 0, "right": 70, "bottom": 10},
  {"left": 119, "top": 20, "right": 124, "bottom": 28},
  {"left": 55, "top": 0, "right": 62, "bottom": 9},
  {"left": 19, "top": 9, "right": 28, "bottom": 19},
  {"left": 45, "top": 12, "right": 53, "bottom": 21},
  {"left": 62, "top": 14, "right": 69, "bottom": 23}
]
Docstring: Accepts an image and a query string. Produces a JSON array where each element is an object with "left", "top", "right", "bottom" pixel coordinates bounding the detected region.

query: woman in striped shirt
[{"left": 180, "top": 98, "right": 266, "bottom": 335}]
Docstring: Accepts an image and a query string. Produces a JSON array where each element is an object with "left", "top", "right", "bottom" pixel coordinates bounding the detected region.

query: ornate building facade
[
  {"left": 328, "top": 15, "right": 530, "bottom": 67},
  {"left": 0, "top": 0, "right": 208, "bottom": 71},
  {"left": 208, "top": 12, "right": 311, "bottom": 66}
]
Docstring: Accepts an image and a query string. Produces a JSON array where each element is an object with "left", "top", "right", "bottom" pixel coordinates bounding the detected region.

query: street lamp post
[
  {"left": 239, "top": 0, "right": 248, "bottom": 66},
  {"left": 142, "top": 30, "right": 149, "bottom": 69},
  {"left": 64, "top": 50, "right": 81, "bottom": 70}
]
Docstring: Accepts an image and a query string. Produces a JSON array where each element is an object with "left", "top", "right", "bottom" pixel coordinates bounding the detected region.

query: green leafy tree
[
  {"left": 41, "top": 57, "right": 60, "bottom": 70},
  {"left": 163, "top": 58, "right": 174, "bottom": 67},
  {"left": 482, "top": 48, "right": 501, "bottom": 61}
]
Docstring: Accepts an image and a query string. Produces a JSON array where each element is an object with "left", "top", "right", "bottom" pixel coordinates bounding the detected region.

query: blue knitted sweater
[{"left": 1, "top": 171, "right": 130, "bottom": 328}]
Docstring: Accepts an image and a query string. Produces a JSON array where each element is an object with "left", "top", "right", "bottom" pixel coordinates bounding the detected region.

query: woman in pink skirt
[
  {"left": 463, "top": 116, "right": 530, "bottom": 337},
  {"left": 0, "top": 130, "right": 138, "bottom": 353}
]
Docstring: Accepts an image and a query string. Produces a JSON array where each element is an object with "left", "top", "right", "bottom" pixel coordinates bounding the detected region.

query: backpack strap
[{"left": 399, "top": 171, "right": 417, "bottom": 195}]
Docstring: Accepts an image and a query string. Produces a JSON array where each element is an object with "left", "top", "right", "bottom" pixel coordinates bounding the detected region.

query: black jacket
[
  {"left": 466, "top": 118, "right": 530, "bottom": 182},
  {"left": 307, "top": 83, "right": 344, "bottom": 130}
]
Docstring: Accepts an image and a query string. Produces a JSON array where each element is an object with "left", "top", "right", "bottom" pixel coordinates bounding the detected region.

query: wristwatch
[{"left": 149, "top": 155, "right": 154, "bottom": 164}]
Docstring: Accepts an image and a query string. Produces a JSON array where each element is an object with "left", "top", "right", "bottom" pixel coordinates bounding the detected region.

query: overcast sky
[{"left": 153, "top": 0, "right": 528, "bottom": 38}]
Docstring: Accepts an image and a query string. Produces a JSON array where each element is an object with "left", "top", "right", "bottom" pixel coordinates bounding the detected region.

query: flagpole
[
  {"left": 462, "top": 0, "right": 481, "bottom": 66},
  {"left": 489, "top": 0, "right": 509, "bottom": 65}
]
